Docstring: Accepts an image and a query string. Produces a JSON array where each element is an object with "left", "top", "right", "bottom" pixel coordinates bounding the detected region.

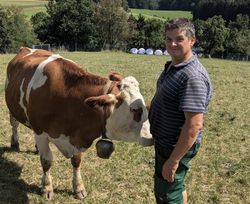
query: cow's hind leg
[
  {"left": 10, "top": 113, "right": 20, "bottom": 151},
  {"left": 35, "top": 133, "right": 54, "bottom": 200},
  {"left": 71, "top": 153, "right": 87, "bottom": 199}
]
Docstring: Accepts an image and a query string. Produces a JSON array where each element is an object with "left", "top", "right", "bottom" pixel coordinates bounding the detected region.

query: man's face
[{"left": 165, "top": 28, "right": 196, "bottom": 63}]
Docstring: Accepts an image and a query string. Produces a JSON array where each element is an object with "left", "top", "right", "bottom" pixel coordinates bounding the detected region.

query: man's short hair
[{"left": 165, "top": 18, "right": 195, "bottom": 38}]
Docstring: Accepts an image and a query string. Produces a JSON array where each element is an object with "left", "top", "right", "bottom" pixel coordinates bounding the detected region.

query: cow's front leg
[
  {"left": 71, "top": 153, "right": 87, "bottom": 199},
  {"left": 10, "top": 113, "right": 20, "bottom": 151},
  {"left": 35, "top": 133, "right": 54, "bottom": 200}
]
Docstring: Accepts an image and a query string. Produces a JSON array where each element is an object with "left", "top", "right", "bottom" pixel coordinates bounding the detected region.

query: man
[{"left": 149, "top": 18, "right": 212, "bottom": 204}]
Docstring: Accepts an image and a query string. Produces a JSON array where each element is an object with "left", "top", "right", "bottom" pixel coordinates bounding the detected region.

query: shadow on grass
[
  {"left": 0, "top": 146, "right": 75, "bottom": 202},
  {"left": 0, "top": 146, "right": 40, "bottom": 203}
]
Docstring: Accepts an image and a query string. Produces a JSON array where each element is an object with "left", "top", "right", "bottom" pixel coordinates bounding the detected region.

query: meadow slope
[{"left": 0, "top": 51, "right": 249, "bottom": 203}]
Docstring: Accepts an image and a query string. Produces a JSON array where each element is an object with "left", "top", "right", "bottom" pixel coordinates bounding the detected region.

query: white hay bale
[
  {"left": 154, "top": 49, "right": 163, "bottom": 55},
  {"left": 163, "top": 50, "right": 169, "bottom": 55},
  {"left": 130, "top": 48, "right": 138, "bottom": 54},
  {"left": 146, "top": 48, "right": 154, "bottom": 55},
  {"left": 138, "top": 48, "right": 146, "bottom": 54}
]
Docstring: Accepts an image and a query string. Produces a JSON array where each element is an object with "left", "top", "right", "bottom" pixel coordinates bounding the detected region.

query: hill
[
  {"left": 0, "top": 0, "right": 47, "bottom": 18},
  {"left": 130, "top": 9, "right": 192, "bottom": 20}
]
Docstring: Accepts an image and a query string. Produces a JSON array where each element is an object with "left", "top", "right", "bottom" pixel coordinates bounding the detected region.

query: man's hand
[
  {"left": 161, "top": 112, "right": 203, "bottom": 182},
  {"left": 162, "top": 159, "right": 179, "bottom": 182}
]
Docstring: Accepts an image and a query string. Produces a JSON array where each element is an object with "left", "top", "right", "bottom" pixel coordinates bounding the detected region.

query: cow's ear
[
  {"left": 109, "top": 72, "right": 124, "bottom": 81},
  {"left": 84, "top": 94, "right": 117, "bottom": 110}
]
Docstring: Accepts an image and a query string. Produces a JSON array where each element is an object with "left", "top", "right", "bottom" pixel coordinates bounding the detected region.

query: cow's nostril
[{"left": 130, "top": 107, "right": 143, "bottom": 122}]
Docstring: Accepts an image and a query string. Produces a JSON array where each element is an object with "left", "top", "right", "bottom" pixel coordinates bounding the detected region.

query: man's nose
[{"left": 171, "top": 41, "right": 177, "bottom": 46}]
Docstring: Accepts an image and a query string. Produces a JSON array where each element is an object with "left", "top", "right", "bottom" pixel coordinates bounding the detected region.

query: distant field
[
  {"left": 0, "top": 0, "right": 47, "bottom": 18},
  {"left": 130, "top": 9, "right": 192, "bottom": 20},
  {"left": 0, "top": 51, "right": 249, "bottom": 203},
  {"left": 0, "top": 1, "right": 192, "bottom": 20}
]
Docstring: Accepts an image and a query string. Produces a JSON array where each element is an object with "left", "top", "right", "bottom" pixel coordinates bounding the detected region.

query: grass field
[
  {"left": 130, "top": 9, "right": 192, "bottom": 20},
  {"left": 0, "top": 0, "right": 47, "bottom": 18},
  {"left": 0, "top": 51, "right": 249, "bottom": 203},
  {"left": 0, "top": 0, "right": 192, "bottom": 20}
]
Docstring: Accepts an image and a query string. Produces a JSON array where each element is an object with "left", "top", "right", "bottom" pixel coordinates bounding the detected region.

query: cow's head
[{"left": 84, "top": 74, "right": 153, "bottom": 147}]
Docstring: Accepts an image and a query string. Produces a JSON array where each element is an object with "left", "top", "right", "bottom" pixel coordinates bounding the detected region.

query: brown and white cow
[{"left": 5, "top": 47, "right": 153, "bottom": 200}]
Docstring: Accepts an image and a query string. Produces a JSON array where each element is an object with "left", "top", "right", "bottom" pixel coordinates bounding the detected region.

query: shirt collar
[{"left": 165, "top": 54, "right": 197, "bottom": 69}]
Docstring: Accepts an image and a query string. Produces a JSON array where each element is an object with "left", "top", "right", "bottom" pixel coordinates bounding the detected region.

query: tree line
[
  {"left": 127, "top": 0, "right": 250, "bottom": 23},
  {"left": 0, "top": 6, "right": 38, "bottom": 53},
  {"left": 192, "top": 0, "right": 250, "bottom": 22},
  {"left": 0, "top": 0, "right": 250, "bottom": 58}
]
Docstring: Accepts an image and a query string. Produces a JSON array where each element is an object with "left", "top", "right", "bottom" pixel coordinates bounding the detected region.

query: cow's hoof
[
  {"left": 11, "top": 143, "right": 20, "bottom": 152},
  {"left": 42, "top": 190, "right": 54, "bottom": 200},
  {"left": 74, "top": 190, "right": 87, "bottom": 200},
  {"left": 34, "top": 144, "right": 39, "bottom": 154}
]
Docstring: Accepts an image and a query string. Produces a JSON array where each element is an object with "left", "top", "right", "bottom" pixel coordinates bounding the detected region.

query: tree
[
  {"left": 127, "top": 0, "right": 159, "bottom": 9},
  {"left": 127, "top": 14, "right": 165, "bottom": 49},
  {"left": 0, "top": 6, "right": 38, "bottom": 53},
  {"left": 192, "top": 0, "right": 250, "bottom": 21},
  {"left": 147, "top": 0, "right": 160, "bottom": 9},
  {"left": 143, "top": 18, "right": 165, "bottom": 49},
  {"left": 127, "top": 0, "right": 136, "bottom": 8},
  {"left": 93, "top": 0, "right": 129, "bottom": 10},
  {"left": 228, "top": 14, "right": 249, "bottom": 30},
  {"left": 94, "top": 0, "right": 133, "bottom": 50},
  {"left": 159, "top": 0, "right": 199, "bottom": 10},
  {"left": 31, "top": 12, "right": 50, "bottom": 43},
  {"left": 194, "top": 16, "right": 229, "bottom": 57},
  {"left": 225, "top": 14, "right": 250, "bottom": 55},
  {"left": 0, "top": 7, "right": 10, "bottom": 53},
  {"left": 128, "top": 14, "right": 146, "bottom": 48},
  {"left": 32, "top": 0, "right": 98, "bottom": 51},
  {"left": 121, "top": 0, "right": 129, "bottom": 11}
]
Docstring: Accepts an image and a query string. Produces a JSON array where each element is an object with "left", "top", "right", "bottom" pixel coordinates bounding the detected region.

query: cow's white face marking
[
  {"left": 105, "top": 76, "right": 153, "bottom": 144},
  {"left": 48, "top": 134, "right": 87, "bottom": 158},
  {"left": 26, "top": 54, "right": 61, "bottom": 104}
]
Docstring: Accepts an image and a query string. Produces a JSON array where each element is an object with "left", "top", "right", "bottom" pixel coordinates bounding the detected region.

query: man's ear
[
  {"left": 84, "top": 94, "right": 117, "bottom": 110},
  {"left": 109, "top": 72, "right": 124, "bottom": 81},
  {"left": 190, "top": 36, "right": 196, "bottom": 46}
]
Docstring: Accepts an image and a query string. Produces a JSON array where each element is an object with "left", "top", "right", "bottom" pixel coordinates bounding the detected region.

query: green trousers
[{"left": 154, "top": 143, "right": 200, "bottom": 204}]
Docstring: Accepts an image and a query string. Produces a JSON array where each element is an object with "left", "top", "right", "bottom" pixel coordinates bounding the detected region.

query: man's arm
[{"left": 162, "top": 112, "right": 203, "bottom": 182}]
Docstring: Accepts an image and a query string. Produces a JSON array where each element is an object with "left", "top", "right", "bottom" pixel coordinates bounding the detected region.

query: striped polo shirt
[{"left": 149, "top": 55, "right": 212, "bottom": 147}]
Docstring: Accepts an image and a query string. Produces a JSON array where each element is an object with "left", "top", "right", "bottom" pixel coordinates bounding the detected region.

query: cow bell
[{"left": 96, "top": 139, "right": 115, "bottom": 159}]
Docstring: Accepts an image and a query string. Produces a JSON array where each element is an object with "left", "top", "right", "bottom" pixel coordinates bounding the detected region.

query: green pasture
[
  {"left": 0, "top": 0, "right": 47, "bottom": 18},
  {"left": 130, "top": 9, "right": 192, "bottom": 20},
  {"left": 0, "top": 51, "right": 249, "bottom": 204},
  {"left": 0, "top": 0, "right": 192, "bottom": 20}
]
